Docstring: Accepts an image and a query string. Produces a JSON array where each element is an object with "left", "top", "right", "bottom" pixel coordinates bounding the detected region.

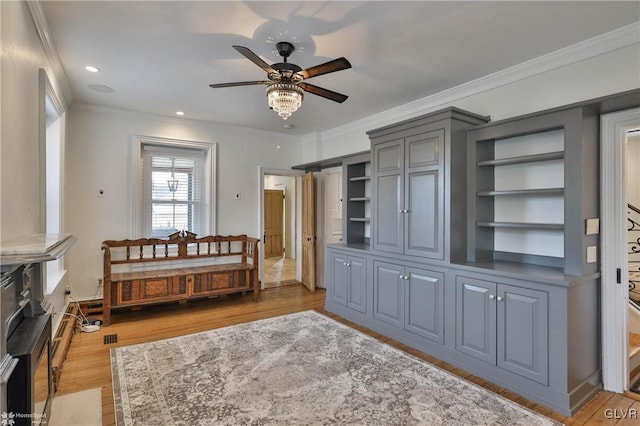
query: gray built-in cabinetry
[
  {"left": 325, "top": 106, "right": 601, "bottom": 416},
  {"left": 342, "top": 153, "right": 371, "bottom": 246},
  {"left": 369, "top": 109, "right": 490, "bottom": 261}
]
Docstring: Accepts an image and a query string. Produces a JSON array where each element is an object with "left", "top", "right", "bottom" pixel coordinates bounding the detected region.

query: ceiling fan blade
[
  {"left": 299, "top": 82, "right": 348, "bottom": 103},
  {"left": 299, "top": 57, "right": 351, "bottom": 80},
  {"left": 232, "top": 45, "right": 276, "bottom": 74},
  {"left": 209, "top": 81, "right": 270, "bottom": 88}
]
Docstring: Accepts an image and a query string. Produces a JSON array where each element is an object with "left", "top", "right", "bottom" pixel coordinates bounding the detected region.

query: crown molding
[
  {"left": 318, "top": 21, "right": 640, "bottom": 143},
  {"left": 72, "top": 103, "right": 300, "bottom": 140},
  {"left": 27, "top": 0, "right": 73, "bottom": 106}
]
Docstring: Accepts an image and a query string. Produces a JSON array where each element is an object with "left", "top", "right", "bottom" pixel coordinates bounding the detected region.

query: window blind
[{"left": 141, "top": 144, "right": 207, "bottom": 238}]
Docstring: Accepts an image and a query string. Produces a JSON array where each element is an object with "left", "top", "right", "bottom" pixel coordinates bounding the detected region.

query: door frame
[
  {"left": 601, "top": 107, "right": 640, "bottom": 392},
  {"left": 259, "top": 167, "right": 304, "bottom": 287}
]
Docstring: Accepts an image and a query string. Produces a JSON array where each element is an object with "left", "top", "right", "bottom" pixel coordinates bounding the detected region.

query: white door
[{"left": 601, "top": 107, "right": 640, "bottom": 392}]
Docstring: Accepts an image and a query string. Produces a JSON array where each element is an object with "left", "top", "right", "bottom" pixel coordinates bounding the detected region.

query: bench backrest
[{"left": 102, "top": 234, "right": 259, "bottom": 268}]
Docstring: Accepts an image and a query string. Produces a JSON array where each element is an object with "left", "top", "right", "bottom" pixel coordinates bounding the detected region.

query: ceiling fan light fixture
[{"left": 266, "top": 83, "right": 303, "bottom": 120}]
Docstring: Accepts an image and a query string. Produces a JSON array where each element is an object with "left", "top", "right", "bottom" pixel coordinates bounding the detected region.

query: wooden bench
[{"left": 101, "top": 232, "right": 259, "bottom": 325}]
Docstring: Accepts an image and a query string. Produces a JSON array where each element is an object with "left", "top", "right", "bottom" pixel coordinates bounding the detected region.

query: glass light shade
[
  {"left": 167, "top": 176, "right": 179, "bottom": 192},
  {"left": 266, "top": 83, "right": 303, "bottom": 120}
]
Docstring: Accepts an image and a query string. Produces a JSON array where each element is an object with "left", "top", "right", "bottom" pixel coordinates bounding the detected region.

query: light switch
[
  {"left": 587, "top": 246, "right": 597, "bottom": 263},
  {"left": 586, "top": 218, "right": 600, "bottom": 235}
]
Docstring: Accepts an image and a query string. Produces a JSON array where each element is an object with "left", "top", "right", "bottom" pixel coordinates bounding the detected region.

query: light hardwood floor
[
  {"left": 263, "top": 256, "right": 297, "bottom": 288},
  {"left": 57, "top": 285, "right": 639, "bottom": 425}
]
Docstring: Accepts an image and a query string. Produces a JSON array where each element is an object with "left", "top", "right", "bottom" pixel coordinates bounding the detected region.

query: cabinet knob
[
  {"left": 346, "top": 263, "right": 351, "bottom": 267},
  {"left": 405, "top": 275, "right": 410, "bottom": 280},
  {"left": 496, "top": 296, "right": 503, "bottom": 302},
  {"left": 343, "top": 263, "right": 347, "bottom": 266},
  {"left": 489, "top": 294, "right": 495, "bottom": 300}
]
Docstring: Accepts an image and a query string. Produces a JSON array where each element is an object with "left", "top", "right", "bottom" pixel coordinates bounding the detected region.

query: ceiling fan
[{"left": 209, "top": 42, "right": 352, "bottom": 119}]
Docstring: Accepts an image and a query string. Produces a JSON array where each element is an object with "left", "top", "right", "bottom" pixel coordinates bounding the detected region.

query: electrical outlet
[
  {"left": 98, "top": 277, "right": 103, "bottom": 287},
  {"left": 65, "top": 284, "right": 71, "bottom": 295}
]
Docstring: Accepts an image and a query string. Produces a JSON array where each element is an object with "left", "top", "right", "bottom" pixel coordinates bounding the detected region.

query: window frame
[
  {"left": 39, "top": 69, "right": 67, "bottom": 294},
  {"left": 130, "top": 135, "right": 217, "bottom": 238}
]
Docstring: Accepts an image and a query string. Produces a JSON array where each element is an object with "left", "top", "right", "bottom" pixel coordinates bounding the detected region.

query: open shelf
[
  {"left": 477, "top": 188, "right": 564, "bottom": 197},
  {"left": 478, "top": 151, "right": 564, "bottom": 167},
  {"left": 477, "top": 221, "right": 564, "bottom": 230},
  {"left": 469, "top": 126, "right": 569, "bottom": 270},
  {"left": 349, "top": 217, "right": 370, "bottom": 222},
  {"left": 343, "top": 153, "right": 372, "bottom": 246}
]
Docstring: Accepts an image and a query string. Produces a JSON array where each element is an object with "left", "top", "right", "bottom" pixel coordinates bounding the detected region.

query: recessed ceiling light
[
  {"left": 176, "top": 111, "right": 185, "bottom": 116},
  {"left": 85, "top": 66, "right": 99, "bottom": 73}
]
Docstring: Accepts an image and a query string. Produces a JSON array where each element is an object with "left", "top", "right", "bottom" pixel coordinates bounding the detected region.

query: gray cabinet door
[
  {"left": 405, "top": 267, "right": 444, "bottom": 344},
  {"left": 405, "top": 130, "right": 445, "bottom": 259},
  {"left": 373, "top": 260, "right": 403, "bottom": 327},
  {"left": 455, "top": 276, "right": 496, "bottom": 364},
  {"left": 497, "top": 284, "right": 549, "bottom": 385},
  {"left": 373, "top": 140, "right": 404, "bottom": 254},
  {"left": 347, "top": 255, "right": 367, "bottom": 314},
  {"left": 329, "top": 251, "right": 348, "bottom": 306}
]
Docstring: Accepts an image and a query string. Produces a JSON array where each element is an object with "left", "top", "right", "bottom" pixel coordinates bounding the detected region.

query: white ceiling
[{"left": 41, "top": 1, "right": 639, "bottom": 135}]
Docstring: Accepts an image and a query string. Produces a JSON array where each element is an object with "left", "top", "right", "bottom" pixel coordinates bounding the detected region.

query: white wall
[
  {"left": 65, "top": 105, "right": 301, "bottom": 299},
  {"left": 264, "top": 174, "right": 296, "bottom": 259},
  {"left": 628, "top": 133, "right": 640, "bottom": 209},
  {"left": 1, "top": 1, "right": 70, "bottom": 333},
  {"left": 0, "top": 1, "right": 65, "bottom": 240},
  {"left": 303, "top": 42, "right": 640, "bottom": 162}
]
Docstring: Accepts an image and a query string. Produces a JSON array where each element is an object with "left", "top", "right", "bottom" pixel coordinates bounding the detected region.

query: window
[
  {"left": 132, "top": 136, "right": 216, "bottom": 238},
  {"left": 143, "top": 147, "right": 205, "bottom": 237},
  {"left": 40, "top": 69, "right": 66, "bottom": 293}
]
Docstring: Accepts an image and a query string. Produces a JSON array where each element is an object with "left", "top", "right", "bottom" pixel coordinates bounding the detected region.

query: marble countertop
[{"left": 0, "top": 233, "right": 76, "bottom": 265}]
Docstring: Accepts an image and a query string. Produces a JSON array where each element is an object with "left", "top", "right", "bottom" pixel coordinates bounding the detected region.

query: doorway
[
  {"left": 626, "top": 130, "right": 640, "bottom": 392},
  {"left": 601, "top": 107, "right": 640, "bottom": 393},
  {"left": 261, "top": 171, "right": 301, "bottom": 288}
]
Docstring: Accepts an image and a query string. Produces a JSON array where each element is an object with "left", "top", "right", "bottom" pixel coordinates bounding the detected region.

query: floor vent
[{"left": 104, "top": 334, "right": 118, "bottom": 345}]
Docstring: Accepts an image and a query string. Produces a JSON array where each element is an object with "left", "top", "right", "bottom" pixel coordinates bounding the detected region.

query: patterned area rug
[{"left": 111, "top": 311, "right": 557, "bottom": 425}]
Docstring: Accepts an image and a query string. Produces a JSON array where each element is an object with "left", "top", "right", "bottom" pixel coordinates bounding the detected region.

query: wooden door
[
  {"left": 302, "top": 172, "right": 316, "bottom": 292},
  {"left": 264, "top": 189, "right": 284, "bottom": 258}
]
